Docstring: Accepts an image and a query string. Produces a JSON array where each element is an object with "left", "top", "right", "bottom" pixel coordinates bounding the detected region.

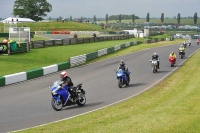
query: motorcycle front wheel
[
  {"left": 51, "top": 98, "right": 63, "bottom": 111},
  {"left": 118, "top": 80, "right": 123, "bottom": 88}
]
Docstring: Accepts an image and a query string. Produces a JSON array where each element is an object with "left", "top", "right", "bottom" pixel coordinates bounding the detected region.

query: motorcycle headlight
[
  {"left": 51, "top": 91, "right": 57, "bottom": 95},
  {"left": 117, "top": 74, "right": 122, "bottom": 77}
]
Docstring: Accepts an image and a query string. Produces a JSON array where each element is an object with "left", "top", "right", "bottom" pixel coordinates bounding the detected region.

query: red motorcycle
[
  {"left": 197, "top": 40, "right": 200, "bottom": 45},
  {"left": 169, "top": 57, "right": 176, "bottom": 67}
]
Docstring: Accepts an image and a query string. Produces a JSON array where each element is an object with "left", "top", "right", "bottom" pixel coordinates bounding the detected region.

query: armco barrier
[
  {"left": 98, "top": 48, "right": 107, "bottom": 57},
  {"left": 26, "top": 68, "right": 43, "bottom": 80},
  {"left": 120, "top": 44, "right": 126, "bottom": 49},
  {"left": 42, "top": 64, "right": 58, "bottom": 75},
  {"left": 86, "top": 51, "right": 98, "bottom": 61},
  {"left": 125, "top": 42, "right": 130, "bottom": 47},
  {"left": 0, "top": 77, "right": 5, "bottom": 87},
  {"left": 114, "top": 45, "right": 121, "bottom": 51},
  {"left": 57, "top": 61, "right": 70, "bottom": 71},
  {"left": 107, "top": 47, "right": 115, "bottom": 54},
  {"left": 70, "top": 54, "right": 86, "bottom": 67},
  {"left": 4, "top": 72, "right": 27, "bottom": 85}
]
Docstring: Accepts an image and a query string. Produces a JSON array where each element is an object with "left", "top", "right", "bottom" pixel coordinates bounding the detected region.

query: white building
[{"left": 1, "top": 17, "right": 35, "bottom": 23}]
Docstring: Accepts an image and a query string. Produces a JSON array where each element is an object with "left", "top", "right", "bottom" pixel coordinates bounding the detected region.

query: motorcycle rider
[
  {"left": 151, "top": 53, "right": 160, "bottom": 69},
  {"left": 178, "top": 45, "right": 185, "bottom": 56},
  {"left": 183, "top": 40, "right": 187, "bottom": 47},
  {"left": 60, "top": 71, "right": 75, "bottom": 99},
  {"left": 169, "top": 51, "right": 176, "bottom": 64},
  {"left": 187, "top": 38, "right": 191, "bottom": 46},
  {"left": 118, "top": 60, "right": 130, "bottom": 80}
]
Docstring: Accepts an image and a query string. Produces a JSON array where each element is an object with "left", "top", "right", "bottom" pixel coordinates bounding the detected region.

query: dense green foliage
[
  {"left": 109, "top": 14, "right": 140, "bottom": 20},
  {"left": 146, "top": 12, "right": 150, "bottom": 22},
  {"left": 13, "top": 0, "right": 52, "bottom": 21},
  {"left": 194, "top": 12, "right": 198, "bottom": 24},
  {"left": 177, "top": 13, "right": 181, "bottom": 24}
]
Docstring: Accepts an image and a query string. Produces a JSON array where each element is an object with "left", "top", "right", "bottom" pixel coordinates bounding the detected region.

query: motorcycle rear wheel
[
  {"left": 76, "top": 93, "right": 86, "bottom": 106},
  {"left": 51, "top": 98, "right": 63, "bottom": 111}
]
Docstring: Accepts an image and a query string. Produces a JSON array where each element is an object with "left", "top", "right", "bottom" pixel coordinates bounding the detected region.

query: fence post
[
  {"left": 53, "top": 40, "right": 55, "bottom": 46},
  {"left": 43, "top": 40, "right": 45, "bottom": 47},
  {"left": 7, "top": 43, "right": 10, "bottom": 55},
  {"left": 62, "top": 39, "right": 64, "bottom": 45}
]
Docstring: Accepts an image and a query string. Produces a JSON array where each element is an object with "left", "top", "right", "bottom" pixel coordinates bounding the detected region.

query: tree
[
  {"left": 119, "top": 14, "right": 121, "bottom": 23},
  {"left": 70, "top": 16, "right": 72, "bottom": 21},
  {"left": 12, "top": 0, "right": 52, "bottom": 21},
  {"left": 146, "top": 12, "right": 150, "bottom": 22},
  {"left": 194, "top": 12, "right": 198, "bottom": 24},
  {"left": 105, "top": 14, "right": 108, "bottom": 24},
  {"left": 93, "top": 15, "right": 96, "bottom": 22},
  {"left": 132, "top": 14, "right": 135, "bottom": 23},
  {"left": 177, "top": 13, "right": 181, "bottom": 24},
  {"left": 161, "top": 13, "right": 164, "bottom": 23},
  {"left": 48, "top": 16, "right": 51, "bottom": 21},
  {"left": 80, "top": 16, "right": 83, "bottom": 22}
]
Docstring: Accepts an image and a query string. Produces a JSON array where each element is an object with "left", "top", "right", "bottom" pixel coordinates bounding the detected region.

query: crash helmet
[{"left": 60, "top": 71, "right": 67, "bottom": 78}]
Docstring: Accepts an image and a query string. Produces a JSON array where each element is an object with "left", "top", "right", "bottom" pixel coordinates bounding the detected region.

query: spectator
[
  {"left": 73, "top": 33, "right": 78, "bottom": 38},
  {"left": 93, "top": 33, "right": 96, "bottom": 38},
  {"left": 2, "top": 37, "right": 9, "bottom": 44}
]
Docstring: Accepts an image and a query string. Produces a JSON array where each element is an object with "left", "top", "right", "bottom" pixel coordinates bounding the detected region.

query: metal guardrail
[{"left": 29, "top": 35, "right": 134, "bottom": 49}]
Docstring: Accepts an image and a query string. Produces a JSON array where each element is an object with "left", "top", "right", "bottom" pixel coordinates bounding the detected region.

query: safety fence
[
  {"left": 70, "top": 41, "right": 141, "bottom": 67},
  {"left": 29, "top": 35, "right": 134, "bottom": 49}
]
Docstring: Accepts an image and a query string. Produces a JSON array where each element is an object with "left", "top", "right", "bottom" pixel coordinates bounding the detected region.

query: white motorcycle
[{"left": 150, "top": 59, "right": 159, "bottom": 73}]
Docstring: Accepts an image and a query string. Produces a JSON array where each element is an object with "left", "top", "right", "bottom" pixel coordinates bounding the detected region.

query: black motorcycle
[{"left": 179, "top": 50, "right": 185, "bottom": 59}]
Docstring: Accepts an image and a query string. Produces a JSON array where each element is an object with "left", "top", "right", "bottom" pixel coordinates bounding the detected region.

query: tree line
[
  {"left": 11, "top": 0, "right": 198, "bottom": 24},
  {"left": 146, "top": 12, "right": 198, "bottom": 24}
]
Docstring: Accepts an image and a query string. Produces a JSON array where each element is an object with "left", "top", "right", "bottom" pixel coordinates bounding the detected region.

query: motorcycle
[
  {"left": 115, "top": 69, "right": 130, "bottom": 88},
  {"left": 169, "top": 57, "right": 175, "bottom": 67},
  {"left": 183, "top": 42, "right": 187, "bottom": 48},
  {"left": 179, "top": 50, "right": 185, "bottom": 59},
  {"left": 50, "top": 81, "right": 86, "bottom": 111},
  {"left": 188, "top": 42, "right": 191, "bottom": 46},
  {"left": 197, "top": 40, "right": 199, "bottom": 45},
  {"left": 150, "top": 59, "right": 159, "bottom": 73}
]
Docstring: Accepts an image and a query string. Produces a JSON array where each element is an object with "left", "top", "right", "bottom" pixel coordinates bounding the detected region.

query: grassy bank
[
  {"left": 16, "top": 42, "right": 200, "bottom": 133},
  {"left": 0, "top": 22, "right": 110, "bottom": 31}
]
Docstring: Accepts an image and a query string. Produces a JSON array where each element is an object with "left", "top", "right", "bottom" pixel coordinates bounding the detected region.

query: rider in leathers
[
  {"left": 60, "top": 71, "right": 75, "bottom": 100},
  {"left": 118, "top": 60, "right": 130, "bottom": 80},
  {"left": 151, "top": 53, "right": 160, "bottom": 69}
]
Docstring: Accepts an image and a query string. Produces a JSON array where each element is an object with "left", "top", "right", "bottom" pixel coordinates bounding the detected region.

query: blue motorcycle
[
  {"left": 50, "top": 81, "right": 86, "bottom": 111},
  {"left": 115, "top": 69, "right": 130, "bottom": 88}
]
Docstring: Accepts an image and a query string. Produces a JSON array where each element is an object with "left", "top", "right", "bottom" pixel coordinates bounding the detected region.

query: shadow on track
[{"left": 62, "top": 101, "right": 104, "bottom": 110}]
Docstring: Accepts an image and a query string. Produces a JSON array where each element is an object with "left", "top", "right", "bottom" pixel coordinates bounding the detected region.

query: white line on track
[{"left": 13, "top": 46, "right": 200, "bottom": 133}]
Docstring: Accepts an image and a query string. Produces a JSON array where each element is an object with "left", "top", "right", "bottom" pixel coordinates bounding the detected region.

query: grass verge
[
  {"left": 0, "top": 38, "right": 182, "bottom": 76},
  {"left": 15, "top": 42, "right": 200, "bottom": 133}
]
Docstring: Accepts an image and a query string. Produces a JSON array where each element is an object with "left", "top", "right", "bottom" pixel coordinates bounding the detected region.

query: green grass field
[
  {"left": 98, "top": 18, "right": 200, "bottom": 25},
  {"left": 15, "top": 38, "right": 200, "bottom": 133}
]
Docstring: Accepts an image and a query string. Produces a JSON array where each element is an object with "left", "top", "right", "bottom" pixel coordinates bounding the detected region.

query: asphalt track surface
[{"left": 0, "top": 41, "right": 199, "bottom": 133}]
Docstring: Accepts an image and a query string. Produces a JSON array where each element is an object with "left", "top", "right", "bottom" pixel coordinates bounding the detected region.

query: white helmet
[{"left": 153, "top": 53, "right": 157, "bottom": 55}]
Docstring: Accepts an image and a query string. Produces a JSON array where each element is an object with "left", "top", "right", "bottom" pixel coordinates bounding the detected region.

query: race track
[{"left": 0, "top": 41, "right": 199, "bottom": 133}]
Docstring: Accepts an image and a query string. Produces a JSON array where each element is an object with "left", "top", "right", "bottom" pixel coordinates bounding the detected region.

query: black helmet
[{"left": 120, "top": 60, "right": 125, "bottom": 66}]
